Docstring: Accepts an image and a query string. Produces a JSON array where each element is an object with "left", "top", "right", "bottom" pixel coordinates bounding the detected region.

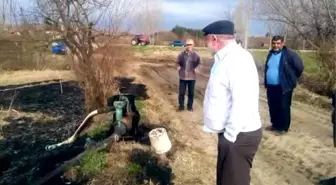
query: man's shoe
[
  {"left": 187, "top": 107, "right": 193, "bottom": 112},
  {"left": 275, "top": 130, "right": 287, "bottom": 136},
  {"left": 265, "top": 126, "right": 277, "bottom": 131},
  {"left": 319, "top": 177, "right": 336, "bottom": 185},
  {"left": 178, "top": 107, "right": 184, "bottom": 112}
]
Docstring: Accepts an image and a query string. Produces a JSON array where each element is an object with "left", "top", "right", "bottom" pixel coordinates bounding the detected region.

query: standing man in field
[
  {"left": 202, "top": 20, "right": 262, "bottom": 185},
  {"left": 176, "top": 39, "right": 201, "bottom": 111},
  {"left": 319, "top": 91, "right": 336, "bottom": 185},
  {"left": 264, "top": 35, "right": 304, "bottom": 135}
]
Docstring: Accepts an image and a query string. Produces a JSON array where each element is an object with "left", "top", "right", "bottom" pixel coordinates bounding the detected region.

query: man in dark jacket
[
  {"left": 264, "top": 35, "right": 304, "bottom": 134},
  {"left": 319, "top": 92, "right": 335, "bottom": 185}
]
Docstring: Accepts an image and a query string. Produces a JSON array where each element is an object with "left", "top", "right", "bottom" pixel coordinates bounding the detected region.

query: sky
[
  {"left": 161, "top": 0, "right": 268, "bottom": 36},
  {"left": 14, "top": 0, "right": 268, "bottom": 36}
]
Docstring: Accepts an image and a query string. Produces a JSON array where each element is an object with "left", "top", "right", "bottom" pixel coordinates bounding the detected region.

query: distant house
[{"left": 248, "top": 37, "right": 270, "bottom": 49}]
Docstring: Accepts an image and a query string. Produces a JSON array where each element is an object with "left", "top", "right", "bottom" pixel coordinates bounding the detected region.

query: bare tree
[
  {"left": 232, "top": 0, "right": 255, "bottom": 49},
  {"left": 0, "top": 0, "right": 20, "bottom": 30},
  {"left": 255, "top": 0, "right": 336, "bottom": 48},
  {"left": 1, "top": 0, "right": 6, "bottom": 27},
  {"left": 264, "top": 21, "right": 288, "bottom": 49},
  {"left": 136, "top": 0, "right": 163, "bottom": 45},
  {"left": 31, "top": 0, "right": 142, "bottom": 111},
  {"left": 233, "top": 0, "right": 247, "bottom": 44},
  {"left": 223, "top": 4, "right": 234, "bottom": 21},
  {"left": 255, "top": 0, "right": 336, "bottom": 95}
]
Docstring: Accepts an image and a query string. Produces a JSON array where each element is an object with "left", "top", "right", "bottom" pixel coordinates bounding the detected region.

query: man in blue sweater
[{"left": 264, "top": 35, "right": 304, "bottom": 135}]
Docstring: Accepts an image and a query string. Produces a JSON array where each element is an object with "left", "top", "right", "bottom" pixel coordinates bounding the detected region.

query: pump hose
[
  {"left": 45, "top": 107, "right": 114, "bottom": 151},
  {"left": 120, "top": 95, "right": 131, "bottom": 114}
]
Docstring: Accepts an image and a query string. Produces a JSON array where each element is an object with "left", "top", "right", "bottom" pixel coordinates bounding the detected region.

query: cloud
[
  {"left": 161, "top": 0, "right": 267, "bottom": 36},
  {"left": 162, "top": 0, "right": 230, "bottom": 21}
]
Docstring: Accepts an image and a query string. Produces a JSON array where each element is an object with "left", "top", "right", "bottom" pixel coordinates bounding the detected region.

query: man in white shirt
[{"left": 202, "top": 20, "right": 263, "bottom": 185}]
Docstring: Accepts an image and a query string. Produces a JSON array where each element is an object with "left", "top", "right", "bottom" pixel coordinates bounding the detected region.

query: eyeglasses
[{"left": 186, "top": 44, "right": 193, "bottom": 46}]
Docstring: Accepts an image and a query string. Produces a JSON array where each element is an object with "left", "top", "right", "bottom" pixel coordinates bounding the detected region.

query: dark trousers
[
  {"left": 217, "top": 129, "right": 262, "bottom": 185},
  {"left": 178, "top": 79, "right": 195, "bottom": 109},
  {"left": 319, "top": 109, "right": 336, "bottom": 185},
  {"left": 319, "top": 177, "right": 336, "bottom": 185},
  {"left": 266, "top": 85, "right": 293, "bottom": 132},
  {"left": 333, "top": 107, "right": 335, "bottom": 147}
]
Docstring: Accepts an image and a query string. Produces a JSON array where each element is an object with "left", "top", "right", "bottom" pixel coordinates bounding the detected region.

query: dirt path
[{"left": 138, "top": 62, "right": 336, "bottom": 185}]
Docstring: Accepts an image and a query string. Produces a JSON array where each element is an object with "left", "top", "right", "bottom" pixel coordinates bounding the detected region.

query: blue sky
[
  {"left": 162, "top": 0, "right": 267, "bottom": 36},
  {"left": 15, "top": 0, "right": 268, "bottom": 36}
]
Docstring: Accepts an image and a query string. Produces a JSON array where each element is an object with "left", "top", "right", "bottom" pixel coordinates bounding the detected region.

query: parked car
[
  {"left": 131, "top": 35, "right": 150, "bottom": 46},
  {"left": 170, "top": 40, "right": 184, "bottom": 47},
  {"left": 51, "top": 39, "right": 66, "bottom": 55}
]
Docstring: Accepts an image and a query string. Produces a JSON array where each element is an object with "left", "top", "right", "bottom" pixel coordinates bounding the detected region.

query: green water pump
[
  {"left": 44, "top": 94, "right": 140, "bottom": 151},
  {"left": 110, "top": 99, "right": 128, "bottom": 141}
]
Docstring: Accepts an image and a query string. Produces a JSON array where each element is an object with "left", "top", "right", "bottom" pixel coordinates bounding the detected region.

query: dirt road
[{"left": 139, "top": 62, "right": 336, "bottom": 185}]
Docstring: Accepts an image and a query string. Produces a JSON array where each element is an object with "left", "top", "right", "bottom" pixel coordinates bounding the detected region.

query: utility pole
[
  {"left": 244, "top": 8, "right": 250, "bottom": 49},
  {"left": 244, "top": 0, "right": 253, "bottom": 49},
  {"left": 1, "top": 0, "right": 6, "bottom": 28}
]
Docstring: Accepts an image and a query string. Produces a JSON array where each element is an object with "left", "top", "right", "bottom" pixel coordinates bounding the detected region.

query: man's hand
[
  {"left": 195, "top": 67, "right": 201, "bottom": 73},
  {"left": 176, "top": 65, "right": 181, "bottom": 71},
  {"left": 203, "top": 127, "right": 216, "bottom": 135}
]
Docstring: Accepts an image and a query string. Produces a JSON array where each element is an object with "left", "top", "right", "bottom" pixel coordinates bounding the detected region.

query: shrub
[
  {"left": 72, "top": 44, "right": 132, "bottom": 112},
  {"left": 299, "top": 42, "right": 336, "bottom": 97}
]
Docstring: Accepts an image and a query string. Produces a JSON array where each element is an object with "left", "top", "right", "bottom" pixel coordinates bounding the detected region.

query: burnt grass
[
  {"left": 0, "top": 81, "right": 86, "bottom": 185},
  {"left": 0, "top": 77, "right": 161, "bottom": 185}
]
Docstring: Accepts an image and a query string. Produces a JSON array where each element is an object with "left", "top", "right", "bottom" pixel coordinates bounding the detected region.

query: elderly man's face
[
  {"left": 205, "top": 35, "right": 218, "bottom": 52},
  {"left": 186, "top": 43, "right": 193, "bottom": 51}
]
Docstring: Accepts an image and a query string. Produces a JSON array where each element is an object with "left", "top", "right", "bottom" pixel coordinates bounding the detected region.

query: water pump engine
[{"left": 108, "top": 94, "right": 140, "bottom": 142}]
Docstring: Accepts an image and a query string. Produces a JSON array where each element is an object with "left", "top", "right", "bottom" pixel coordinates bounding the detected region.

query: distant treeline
[{"left": 171, "top": 25, "right": 204, "bottom": 39}]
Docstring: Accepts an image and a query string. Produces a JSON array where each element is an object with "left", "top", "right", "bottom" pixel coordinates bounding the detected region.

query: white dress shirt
[{"left": 203, "top": 40, "right": 262, "bottom": 143}]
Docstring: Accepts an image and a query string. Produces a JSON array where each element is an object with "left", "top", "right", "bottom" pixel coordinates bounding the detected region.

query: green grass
[
  {"left": 135, "top": 99, "right": 147, "bottom": 122},
  {"left": 132, "top": 45, "right": 320, "bottom": 77},
  {"left": 87, "top": 123, "right": 110, "bottom": 138},
  {"left": 132, "top": 45, "right": 154, "bottom": 53},
  {"left": 79, "top": 150, "right": 107, "bottom": 175},
  {"left": 250, "top": 50, "right": 267, "bottom": 62},
  {"left": 250, "top": 51, "right": 319, "bottom": 77},
  {"left": 66, "top": 99, "right": 148, "bottom": 182},
  {"left": 126, "top": 163, "right": 143, "bottom": 178}
]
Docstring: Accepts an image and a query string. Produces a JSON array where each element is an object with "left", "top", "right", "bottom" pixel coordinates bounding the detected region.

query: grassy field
[{"left": 134, "top": 45, "right": 320, "bottom": 78}]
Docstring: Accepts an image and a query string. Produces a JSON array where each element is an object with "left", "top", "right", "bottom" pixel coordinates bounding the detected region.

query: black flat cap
[{"left": 202, "top": 20, "right": 235, "bottom": 36}]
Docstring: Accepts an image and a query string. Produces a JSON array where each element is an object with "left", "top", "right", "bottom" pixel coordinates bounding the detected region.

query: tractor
[{"left": 131, "top": 35, "right": 150, "bottom": 46}]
